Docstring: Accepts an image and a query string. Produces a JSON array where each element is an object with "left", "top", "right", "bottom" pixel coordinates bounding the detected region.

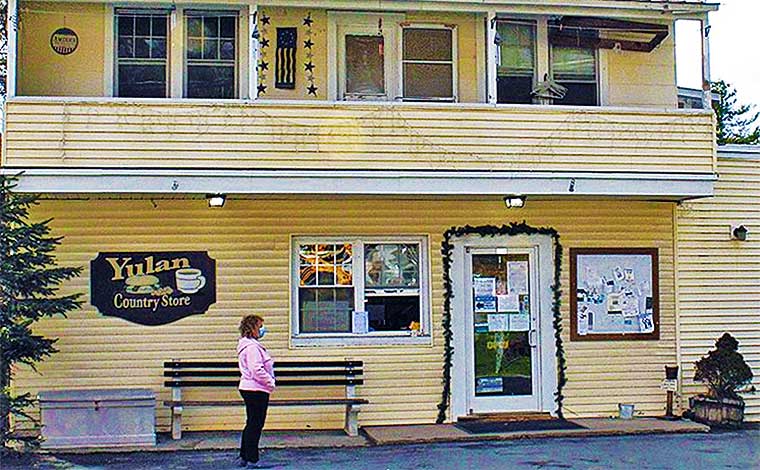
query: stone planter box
[
  {"left": 38, "top": 388, "right": 156, "bottom": 449},
  {"left": 688, "top": 395, "right": 745, "bottom": 428}
]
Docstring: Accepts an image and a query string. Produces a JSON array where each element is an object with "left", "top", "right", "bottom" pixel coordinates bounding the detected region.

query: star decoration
[
  {"left": 303, "top": 15, "right": 313, "bottom": 27},
  {"left": 307, "top": 84, "right": 318, "bottom": 96},
  {"left": 261, "top": 15, "right": 270, "bottom": 25},
  {"left": 257, "top": 83, "right": 267, "bottom": 96},
  {"left": 304, "top": 62, "right": 315, "bottom": 72},
  {"left": 258, "top": 61, "right": 269, "bottom": 71},
  {"left": 260, "top": 38, "right": 270, "bottom": 48},
  {"left": 304, "top": 39, "right": 314, "bottom": 49}
]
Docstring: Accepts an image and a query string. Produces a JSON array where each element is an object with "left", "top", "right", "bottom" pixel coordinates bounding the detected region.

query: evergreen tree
[
  {"left": 1, "top": 174, "right": 82, "bottom": 449},
  {"left": 711, "top": 80, "right": 760, "bottom": 145}
]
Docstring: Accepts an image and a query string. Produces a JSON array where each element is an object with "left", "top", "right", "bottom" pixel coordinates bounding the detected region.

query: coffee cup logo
[
  {"left": 175, "top": 268, "right": 206, "bottom": 294},
  {"left": 51, "top": 28, "right": 79, "bottom": 55}
]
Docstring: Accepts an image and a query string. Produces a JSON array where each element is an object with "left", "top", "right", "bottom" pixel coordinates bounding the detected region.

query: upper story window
[
  {"left": 344, "top": 35, "right": 386, "bottom": 99},
  {"left": 401, "top": 26, "right": 456, "bottom": 101},
  {"left": 496, "top": 20, "right": 535, "bottom": 104},
  {"left": 116, "top": 10, "right": 169, "bottom": 98},
  {"left": 332, "top": 13, "right": 456, "bottom": 102},
  {"left": 496, "top": 18, "right": 600, "bottom": 106},
  {"left": 185, "top": 11, "right": 238, "bottom": 99},
  {"left": 292, "top": 237, "right": 430, "bottom": 346},
  {"left": 550, "top": 45, "right": 597, "bottom": 106},
  {"left": 549, "top": 20, "right": 598, "bottom": 106}
]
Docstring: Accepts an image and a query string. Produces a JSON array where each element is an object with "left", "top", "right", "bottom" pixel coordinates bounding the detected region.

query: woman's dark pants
[{"left": 240, "top": 390, "right": 270, "bottom": 463}]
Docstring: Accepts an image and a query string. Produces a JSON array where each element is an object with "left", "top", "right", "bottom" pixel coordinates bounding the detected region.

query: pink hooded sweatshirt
[{"left": 237, "top": 337, "right": 276, "bottom": 393}]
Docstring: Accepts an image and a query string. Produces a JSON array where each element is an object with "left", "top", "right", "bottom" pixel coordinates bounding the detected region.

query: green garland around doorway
[{"left": 436, "top": 222, "right": 567, "bottom": 423}]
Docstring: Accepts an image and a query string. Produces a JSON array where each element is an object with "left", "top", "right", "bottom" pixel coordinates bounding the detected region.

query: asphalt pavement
[{"left": 3, "top": 430, "right": 758, "bottom": 470}]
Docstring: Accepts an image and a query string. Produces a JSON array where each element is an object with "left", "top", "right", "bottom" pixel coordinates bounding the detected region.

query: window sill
[{"left": 290, "top": 333, "right": 432, "bottom": 348}]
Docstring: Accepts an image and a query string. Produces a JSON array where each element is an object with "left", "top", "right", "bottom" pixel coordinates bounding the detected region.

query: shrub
[{"left": 694, "top": 333, "right": 753, "bottom": 400}]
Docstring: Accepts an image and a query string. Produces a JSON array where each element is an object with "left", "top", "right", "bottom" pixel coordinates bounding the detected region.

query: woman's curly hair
[{"left": 239, "top": 314, "right": 264, "bottom": 338}]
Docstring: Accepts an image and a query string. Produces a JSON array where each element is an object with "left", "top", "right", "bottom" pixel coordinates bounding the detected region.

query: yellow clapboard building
[{"left": 3, "top": 0, "right": 756, "bottom": 436}]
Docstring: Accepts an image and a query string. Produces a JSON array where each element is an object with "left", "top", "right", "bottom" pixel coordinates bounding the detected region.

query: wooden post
[
  {"left": 171, "top": 386, "right": 183, "bottom": 439},
  {"left": 249, "top": 5, "right": 259, "bottom": 100},
  {"left": 486, "top": 11, "right": 498, "bottom": 104},
  {"left": 7, "top": 0, "right": 18, "bottom": 99},
  {"left": 700, "top": 14, "right": 712, "bottom": 110},
  {"left": 344, "top": 358, "right": 359, "bottom": 436}
]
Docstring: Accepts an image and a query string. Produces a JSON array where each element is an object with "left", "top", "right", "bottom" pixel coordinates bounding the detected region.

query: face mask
[{"left": 257, "top": 326, "right": 267, "bottom": 339}]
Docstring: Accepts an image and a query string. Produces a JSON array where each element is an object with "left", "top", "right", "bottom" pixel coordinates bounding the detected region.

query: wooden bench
[{"left": 163, "top": 359, "right": 367, "bottom": 439}]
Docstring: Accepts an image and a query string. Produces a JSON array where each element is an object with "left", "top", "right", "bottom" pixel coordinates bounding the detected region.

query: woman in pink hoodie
[{"left": 237, "top": 315, "right": 275, "bottom": 468}]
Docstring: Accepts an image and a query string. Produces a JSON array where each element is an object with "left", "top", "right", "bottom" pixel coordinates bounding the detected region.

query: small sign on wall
[
  {"left": 90, "top": 252, "right": 216, "bottom": 326},
  {"left": 50, "top": 27, "right": 78, "bottom": 55}
]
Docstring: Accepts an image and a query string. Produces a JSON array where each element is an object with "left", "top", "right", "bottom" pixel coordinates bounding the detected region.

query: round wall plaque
[{"left": 50, "top": 27, "right": 78, "bottom": 55}]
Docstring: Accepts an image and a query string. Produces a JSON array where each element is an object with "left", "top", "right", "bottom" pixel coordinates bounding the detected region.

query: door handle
[{"left": 528, "top": 329, "right": 538, "bottom": 347}]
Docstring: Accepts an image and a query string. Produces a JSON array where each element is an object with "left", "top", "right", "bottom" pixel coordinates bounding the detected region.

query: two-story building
[{"left": 4, "top": 0, "right": 737, "bottom": 436}]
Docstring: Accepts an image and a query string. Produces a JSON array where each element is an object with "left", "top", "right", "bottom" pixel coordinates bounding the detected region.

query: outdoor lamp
[
  {"left": 207, "top": 194, "right": 226, "bottom": 208},
  {"left": 504, "top": 195, "right": 526, "bottom": 209},
  {"left": 731, "top": 224, "right": 749, "bottom": 241}
]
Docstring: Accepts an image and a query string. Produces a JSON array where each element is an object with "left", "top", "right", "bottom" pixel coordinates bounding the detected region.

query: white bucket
[{"left": 618, "top": 403, "right": 635, "bottom": 419}]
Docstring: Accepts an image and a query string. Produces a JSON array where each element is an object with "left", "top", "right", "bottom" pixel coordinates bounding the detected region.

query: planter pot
[{"left": 688, "top": 395, "right": 745, "bottom": 428}]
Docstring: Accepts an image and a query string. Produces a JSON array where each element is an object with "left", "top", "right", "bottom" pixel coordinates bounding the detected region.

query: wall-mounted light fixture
[
  {"left": 504, "top": 195, "right": 526, "bottom": 209},
  {"left": 730, "top": 224, "right": 749, "bottom": 241},
  {"left": 207, "top": 194, "right": 226, "bottom": 208}
]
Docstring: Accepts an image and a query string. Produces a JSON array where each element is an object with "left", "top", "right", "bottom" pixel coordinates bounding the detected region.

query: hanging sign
[
  {"left": 50, "top": 28, "right": 79, "bottom": 55},
  {"left": 90, "top": 252, "right": 216, "bottom": 326}
]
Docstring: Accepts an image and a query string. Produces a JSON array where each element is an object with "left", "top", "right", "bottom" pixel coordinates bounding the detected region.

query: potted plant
[{"left": 688, "top": 333, "right": 754, "bottom": 427}]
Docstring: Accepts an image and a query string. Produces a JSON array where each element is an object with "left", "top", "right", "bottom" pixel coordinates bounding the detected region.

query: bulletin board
[{"left": 570, "top": 248, "right": 659, "bottom": 341}]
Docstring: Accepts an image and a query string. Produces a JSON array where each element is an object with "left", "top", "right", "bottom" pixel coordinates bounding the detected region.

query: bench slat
[
  {"left": 163, "top": 369, "right": 363, "bottom": 378},
  {"left": 164, "top": 399, "right": 368, "bottom": 407},
  {"left": 164, "top": 360, "right": 363, "bottom": 369},
  {"left": 164, "top": 378, "right": 364, "bottom": 387}
]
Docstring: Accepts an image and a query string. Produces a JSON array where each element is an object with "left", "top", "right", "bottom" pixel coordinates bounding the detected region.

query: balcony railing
[{"left": 2, "top": 97, "right": 715, "bottom": 176}]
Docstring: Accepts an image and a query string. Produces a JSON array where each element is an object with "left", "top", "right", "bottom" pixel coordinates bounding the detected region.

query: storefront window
[
  {"left": 292, "top": 237, "right": 429, "bottom": 344},
  {"left": 298, "top": 244, "right": 354, "bottom": 333}
]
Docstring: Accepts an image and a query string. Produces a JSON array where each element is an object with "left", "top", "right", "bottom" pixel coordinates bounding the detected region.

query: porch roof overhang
[
  {"left": 258, "top": 0, "right": 719, "bottom": 19},
  {"left": 2, "top": 168, "right": 715, "bottom": 201},
  {"left": 40, "top": 1, "right": 719, "bottom": 19}
]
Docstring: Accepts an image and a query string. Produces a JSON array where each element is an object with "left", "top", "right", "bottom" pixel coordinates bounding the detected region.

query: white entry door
[{"left": 465, "top": 247, "right": 541, "bottom": 413}]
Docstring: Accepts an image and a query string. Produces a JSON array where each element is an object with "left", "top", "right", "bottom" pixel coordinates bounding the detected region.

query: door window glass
[{"left": 472, "top": 253, "right": 532, "bottom": 396}]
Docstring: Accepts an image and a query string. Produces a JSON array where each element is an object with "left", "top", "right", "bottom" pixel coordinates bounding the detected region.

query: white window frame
[
  {"left": 398, "top": 23, "right": 458, "bottom": 102},
  {"left": 328, "top": 12, "right": 404, "bottom": 101},
  {"left": 290, "top": 235, "right": 432, "bottom": 347},
  {"left": 113, "top": 8, "right": 172, "bottom": 98},
  {"left": 493, "top": 17, "right": 538, "bottom": 104},
  {"left": 183, "top": 9, "right": 241, "bottom": 99}
]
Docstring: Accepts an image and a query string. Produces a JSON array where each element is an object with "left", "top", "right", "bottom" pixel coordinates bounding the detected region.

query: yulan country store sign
[{"left": 91, "top": 252, "right": 216, "bottom": 325}]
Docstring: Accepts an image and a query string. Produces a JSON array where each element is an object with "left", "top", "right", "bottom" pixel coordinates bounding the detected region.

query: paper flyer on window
[{"left": 507, "top": 261, "right": 529, "bottom": 294}]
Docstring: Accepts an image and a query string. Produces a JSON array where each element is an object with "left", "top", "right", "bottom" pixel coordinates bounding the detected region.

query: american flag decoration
[{"left": 275, "top": 28, "right": 297, "bottom": 89}]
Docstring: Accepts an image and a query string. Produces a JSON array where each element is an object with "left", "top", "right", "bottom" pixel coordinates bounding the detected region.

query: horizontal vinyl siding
[
  {"left": 13, "top": 199, "right": 676, "bottom": 432},
  {"left": 2, "top": 100, "right": 714, "bottom": 174},
  {"left": 677, "top": 155, "right": 760, "bottom": 422}
]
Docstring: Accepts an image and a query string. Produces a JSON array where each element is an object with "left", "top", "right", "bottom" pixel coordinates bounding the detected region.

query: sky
[{"left": 676, "top": 0, "right": 760, "bottom": 107}]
